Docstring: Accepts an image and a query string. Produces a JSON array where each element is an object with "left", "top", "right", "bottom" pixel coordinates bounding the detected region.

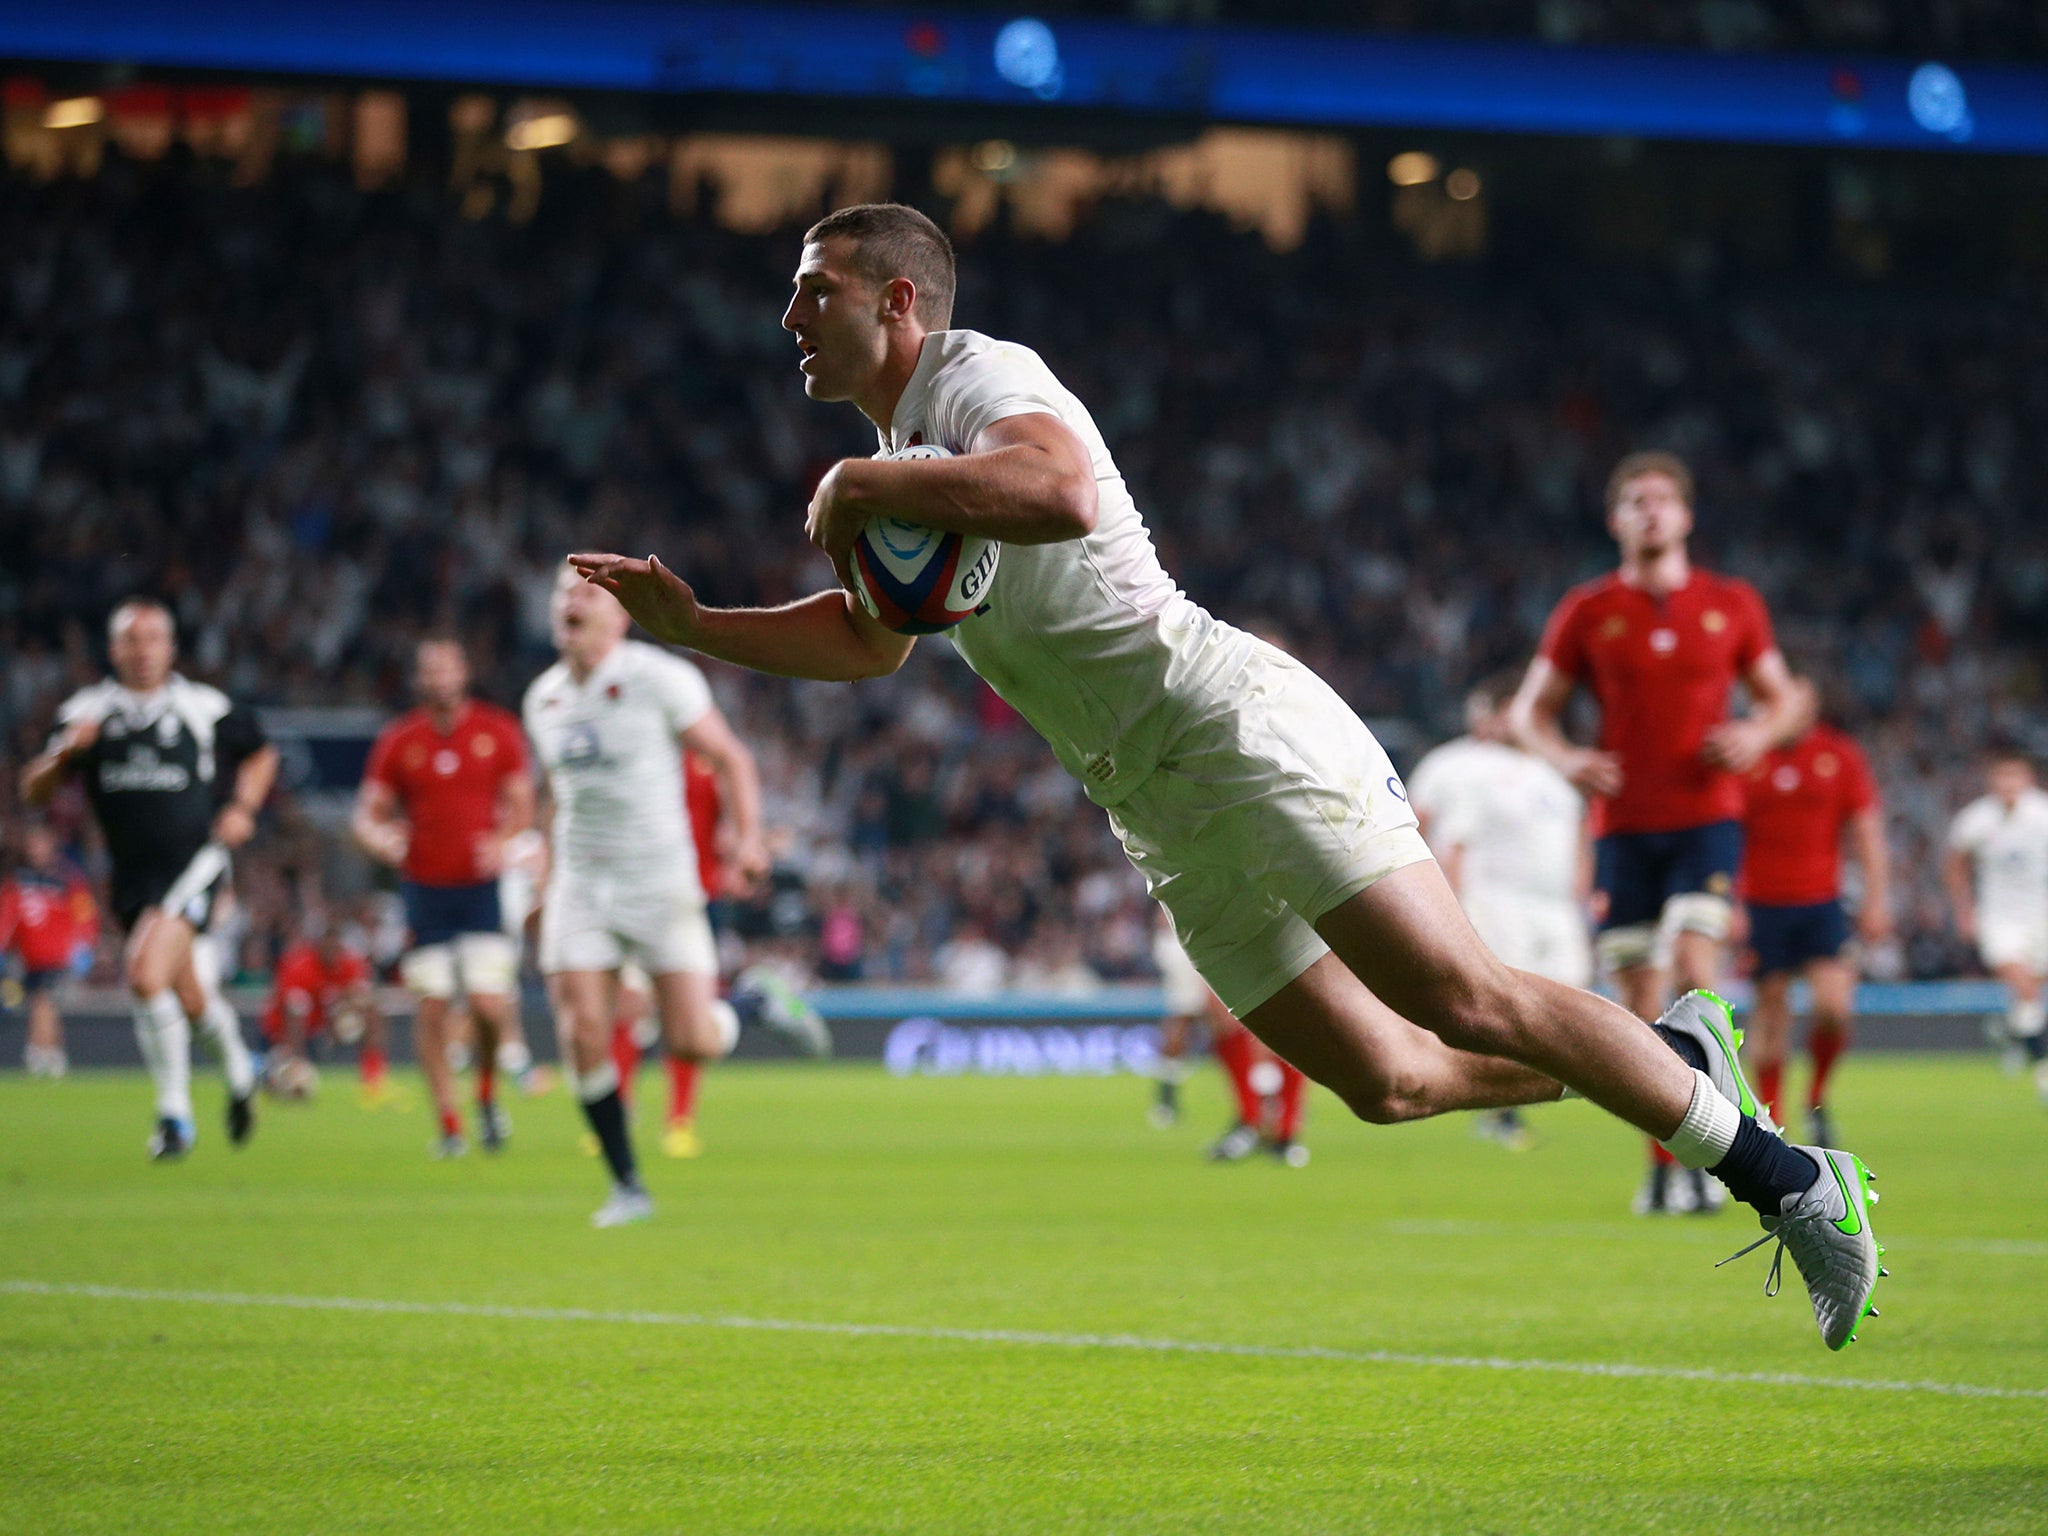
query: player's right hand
[
  {"left": 569, "top": 553, "right": 700, "bottom": 644},
  {"left": 367, "top": 821, "right": 410, "bottom": 868},
  {"left": 1565, "top": 749, "right": 1624, "bottom": 798}
]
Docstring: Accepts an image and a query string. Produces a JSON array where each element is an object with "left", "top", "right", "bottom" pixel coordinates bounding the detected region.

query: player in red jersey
[
  {"left": 1, "top": 821, "right": 100, "bottom": 1078},
  {"left": 1512, "top": 451, "right": 1806, "bottom": 1214},
  {"left": 1738, "top": 679, "right": 1890, "bottom": 1147},
  {"left": 352, "top": 637, "right": 534, "bottom": 1157},
  {"left": 262, "top": 918, "right": 390, "bottom": 1103}
]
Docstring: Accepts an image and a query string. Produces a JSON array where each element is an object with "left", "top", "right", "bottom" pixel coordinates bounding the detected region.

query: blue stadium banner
[{"left": 4, "top": 0, "right": 2046, "bottom": 153}]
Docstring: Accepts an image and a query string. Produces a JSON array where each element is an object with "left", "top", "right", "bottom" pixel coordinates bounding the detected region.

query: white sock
[
  {"left": 497, "top": 1039, "right": 534, "bottom": 1078},
  {"left": 134, "top": 990, "right": 193, "bottom": 1122},
  {"left": 1658, "top": 1068, "right": 1740, "bottom": 1170},
  {"left": 2010, "top": 999, "right": 2046, "bottom": 1040},
  {"left": 199, "top": 992, "right": 257, "bottom": 1097},
  {"left": 577, "top": 1061, "right": 621, "bottom": 1103}
]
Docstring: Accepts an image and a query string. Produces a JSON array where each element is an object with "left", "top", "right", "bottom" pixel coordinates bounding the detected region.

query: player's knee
[
  {"left": 1335, "top": 1071, "right": 1431, "bottom": 1125},
  {"left": 1413, "top": 967, "right": 1524, "bottom": 1059},
  {"left": 125, "top": 952, "right": 171, "bottom": 998}
]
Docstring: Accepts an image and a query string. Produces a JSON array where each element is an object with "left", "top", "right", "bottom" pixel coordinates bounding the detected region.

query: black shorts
[
  {"left": 1748, "top": 900, "right": 1849, "bottom": 978},
  {"left": 112, "top": 844, "right": 229, "bottom": 934},
  {"left": 1594, "top": 819, "right": 1743, "bottom": 932}
]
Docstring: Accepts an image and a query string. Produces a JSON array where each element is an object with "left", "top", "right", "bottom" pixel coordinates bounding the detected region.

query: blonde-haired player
[
  {"left": 525, "top": 566, "right": 768, "bottom": 1227},
  {"left": 1945, "top": 747, "right": 2048, "bottom": 1102}
]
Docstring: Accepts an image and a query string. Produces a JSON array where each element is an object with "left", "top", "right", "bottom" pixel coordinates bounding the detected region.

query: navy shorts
[
  {"left": 21, "top": 967, "right": 64, "bottom": 997},
  {"left": 1748, "top": 900, "right": 1848, "bottom": 977},
  {"left": 401, "top": 880, "right": 502, "bottom": 948},
  {"left": 1594, "top": 820, "right": 1743, "bottom": 932}
]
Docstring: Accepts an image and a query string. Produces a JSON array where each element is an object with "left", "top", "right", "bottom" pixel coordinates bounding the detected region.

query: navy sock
[
  {"left": 1710, "top": 1116, "right": 1819, "bottom": 1216},
  {"left": 2023, "top": 1034, "right": 2047, "bottom": 1064},
  {"left": 580, "top": 1088, "right": 639, "bottom": 1189},
  {"left": 1653, "top": 1024, "right": 1708, "bottom": 1074}
]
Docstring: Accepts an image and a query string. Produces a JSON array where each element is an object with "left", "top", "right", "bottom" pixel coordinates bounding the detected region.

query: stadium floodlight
[
  {"left": 506, "top": 111, "right": 577, "bottom": 151},
  {"left": 44, "top": 96, "right": 104, "bottom": 129},
  {"left": 1387, "top": 151, "right": 1439, "bottom": 186}
]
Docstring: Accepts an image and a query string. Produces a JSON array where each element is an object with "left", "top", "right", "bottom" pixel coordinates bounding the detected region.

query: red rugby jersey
[
  {"left": 264, "top": 941, "right": 372, "bottom": 1039},
  {"left": 0, "top": 868, "right": 98, "bottom": 971},
  {"left": 684, "top": 750, "right": 724, "bottom": 899},
  {"left": 1539, "top": 569, "right": 1775, "bottom": 836},
  {"left": 362, "top": 701, "right": 528, "bottom": 887},
  {"left": 1739, "top": 725, "right": 1878, "bottom": 907}
]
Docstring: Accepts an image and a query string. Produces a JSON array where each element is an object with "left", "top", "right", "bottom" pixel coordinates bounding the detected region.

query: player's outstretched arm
[
  {"left": 569, "top": 553, "right": 914, "bottom": 683},
  {"left": 804, "top": 413, "right": 1097, "bottom": 576}
]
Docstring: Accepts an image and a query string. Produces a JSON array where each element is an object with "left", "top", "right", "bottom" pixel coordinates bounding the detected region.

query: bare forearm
[
  {"left": 1510, "top": 707, "right": 1577, "bottom": 775},
  {"left": 1853, "top": 814, "right": 1891, "bottom": 913},
  {"left": 20, "top": 752, "right": 69, "bottom": 807},
  {"left": 837, "top": 448, "right": 1094, "bottom": 544},
  {"left": 685, "top": 591, "right": 909, "bottom": 682},
  {"left": 231, "top": 748, "right": 278, "bottom": 814}
]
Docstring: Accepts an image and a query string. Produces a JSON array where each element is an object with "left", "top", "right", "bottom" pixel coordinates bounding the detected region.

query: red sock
[
  {"left": 476, "top": 1054, "right": 496, "bottom": 1109},
  {"left": 439, "top": 1106, "right": 462, "bottom": 1138},
  {"left": 1648, "top": 1139, "right": 1677, "bottom": 1166},
  {"left": 1211, "top": 1027, "right": 1265, "bottom": 1127},
  {"left": 1274, "top": 1062, "right": 1308, "bottom": 1142},
  {"left": 1756, "top": 1058, "right": 1784, "bottom": 1126},
  {"left": 611, "top": 1020, "right": 642, "bottom": 1108},
  {"left": 667, "top": 1057, "right": 700, "bottom": 1124},
  {"left": 1808, "top": 1024, "right": 1849, "bottom": 1110},
  {"left": 360, "top": 1044, "right": 387, "bottom": 1087}
]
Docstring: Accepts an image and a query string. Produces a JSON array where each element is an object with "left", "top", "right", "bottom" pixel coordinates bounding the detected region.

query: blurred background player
[
  {"left": 1737, "top": 678, "right": 1891, "bottom": 1146},
  {"left": 1945, "top": 748, "right": 2048, "bottom": 1101},
  {"left": 1411, "top": 670, "right": 1591, "bottom": 1152},
  {"left": 1511, "top": 452, "right": 1805, "bottom": 1214},
  {"left": 1148, "top": 906, "right": 1203, "bottom": 1128},
  {"left": 19, "top": 599, "right": 273, "bottom": 1159},
  {"left": 1, "top": 820, "right": 100, "bottom": 1078},
  {"left": 262, "top": 914, "right": 390, "bottom": 1106},
  {"left": 353, "top": 636, "right": 533, "bottom": 1158},
  {"left": 525, "top": 566, "right": 769, "bottom": 1226}
]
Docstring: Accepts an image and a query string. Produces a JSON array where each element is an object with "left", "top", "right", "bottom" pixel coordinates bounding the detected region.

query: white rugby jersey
[
  {"left": 523, "top": 639, "right": 712, "bottom": 883},
  {"left": 1948, "top": 789, "right": 2048, "bottom": 920},
  {"left": 1408, "top": 736, "right": 1583, "bottom": 904},
  {"left": 880, "top": 329, "right": 1252, "bottom": 807}
]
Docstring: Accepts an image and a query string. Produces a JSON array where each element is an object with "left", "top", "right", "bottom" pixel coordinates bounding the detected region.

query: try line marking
[{"left": 6, "top": 1279, "right": 2044, "bottom": 1403}]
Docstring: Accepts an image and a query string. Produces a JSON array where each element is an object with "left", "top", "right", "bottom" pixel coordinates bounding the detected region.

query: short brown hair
[
  {"left": 805, "top": 203, "right": 956, "bottom": 329},
  {"left": 1605, "top": 451, "right": 1694, "bottom": 513}
]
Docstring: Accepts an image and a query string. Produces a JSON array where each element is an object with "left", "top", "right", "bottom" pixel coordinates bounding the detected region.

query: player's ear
[{"left": 881, "top": 275, "right": 918, "bottom": 324}]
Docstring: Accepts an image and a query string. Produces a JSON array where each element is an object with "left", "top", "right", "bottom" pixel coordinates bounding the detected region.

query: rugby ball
[{"left": 849, "top": 444, "right": 1000, "bottom": 635}]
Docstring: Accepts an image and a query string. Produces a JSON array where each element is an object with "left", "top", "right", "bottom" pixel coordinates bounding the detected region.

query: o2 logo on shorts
[
  {"left": 560, "top": 723, "right": 602, "bottom": 767},
  {"left": 1386, "top": 775, "right": 1408, "bottom": 803}
]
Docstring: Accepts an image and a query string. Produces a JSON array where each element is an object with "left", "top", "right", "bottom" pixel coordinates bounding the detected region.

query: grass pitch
[{"left": 2, "top": 1053, "right": 2045, "bottom": 1534}]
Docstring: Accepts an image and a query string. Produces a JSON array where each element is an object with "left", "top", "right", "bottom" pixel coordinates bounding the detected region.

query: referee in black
[{"left": 20, "top": 599, "right": 277, "bottom": 1159}]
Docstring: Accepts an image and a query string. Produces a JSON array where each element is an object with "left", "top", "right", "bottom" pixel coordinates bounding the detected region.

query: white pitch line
[{"left": 6, "top": 1279, "right": 2045, "bottom": 1404}]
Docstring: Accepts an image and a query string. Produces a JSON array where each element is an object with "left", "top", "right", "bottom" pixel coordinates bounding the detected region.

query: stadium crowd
[{"left": 3, "top": 152, "right": 2044, "bottom": 988}]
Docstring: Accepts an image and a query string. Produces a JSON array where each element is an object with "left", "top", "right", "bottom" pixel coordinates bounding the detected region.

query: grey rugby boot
[{"left": 1718, "top": 1145, "right": 1886, "bottom": 1350}]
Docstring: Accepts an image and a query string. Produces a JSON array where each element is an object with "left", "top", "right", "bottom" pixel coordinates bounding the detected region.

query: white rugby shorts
[
  {"left": 1152, "top": 923, "right": 1212, "bottom": 1019},
  {"left": 401, "top": 933, "right": 518, "bottom": 1001},
  {"left": 1107, "top": 641, "right": 1431, "bottom": 1019},
  {"left": 1462, "top": 886, "right": 1593, "bottom": 989},
  {"left": 1978, "top": 913, "right": 2048, "bottom": 977},
  {"left": 539, "top": 867, "right": 718, "bottom": 978}
]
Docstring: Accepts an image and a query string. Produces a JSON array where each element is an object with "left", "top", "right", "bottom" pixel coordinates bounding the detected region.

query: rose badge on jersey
[{"left": 849, "top": 445, "right": 1001, "bottom": 635}]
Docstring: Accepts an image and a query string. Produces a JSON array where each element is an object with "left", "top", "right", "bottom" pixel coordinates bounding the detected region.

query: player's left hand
[
  {"left": 1702, "top": 718, "right": 1772, "bottom": 773},
  {"left": 213, "top": 804, "right": 258, "bottom": 849},
  {"left": 805, "top": 460, "right": 867, "bottom": 590}
]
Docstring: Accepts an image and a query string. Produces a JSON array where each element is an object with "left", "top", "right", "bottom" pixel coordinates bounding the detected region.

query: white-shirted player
[
  {"left": 1945, "top": 748, "right": 2048, "bottom": 1102},
  {"left": 573, "top": 203, "right": 1886, "bottom": 1348},
  {"left": 525, "top": 567, "right": 769, "bottom": 1227},
  {"left": 1410, "top": 672, "right": 1591, "bottom": 1151}
]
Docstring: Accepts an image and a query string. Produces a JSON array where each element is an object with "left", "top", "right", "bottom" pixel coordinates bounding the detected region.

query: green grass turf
[{"left": 2, "top": 1053, "right": 2045, "bottom": 1535}]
